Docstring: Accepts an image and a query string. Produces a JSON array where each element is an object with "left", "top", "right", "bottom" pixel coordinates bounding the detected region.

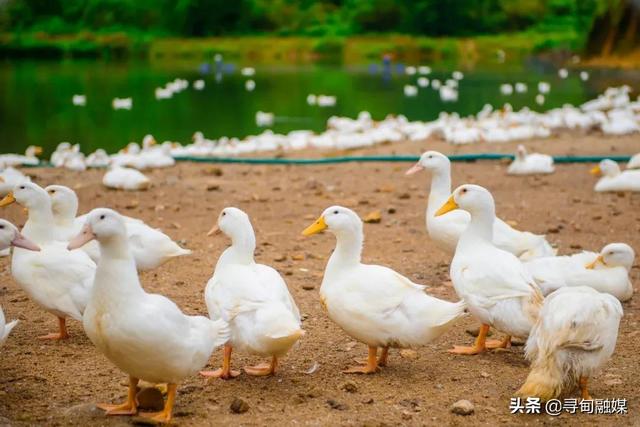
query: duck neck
[
  {"left": 53, "top": 206, "right": 76, "bottom": 228},
  {"left": 459, "top": 207, "right": 495, "bottom": 246},
  {"left": 217, "top": 229, "right": 256, "bottom": 267},
  {"left": 328, "top": 227, "right": 363, "bottom": 270},
  {"left": 93, "top": 234, "right": 143, "bottom": 299},
  {"left": 22, "top": 201, "right": 55, "bottom": 243},
  {"left": 427, "top": 167, "right": 452, "bottom": 216}
]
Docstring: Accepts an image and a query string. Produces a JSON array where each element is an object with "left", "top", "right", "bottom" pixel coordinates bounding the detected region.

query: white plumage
[
  {"left": 406, "top": 151, "right": 556, "bottom": 260},
  {"left": 517, "top": 287, "right": 622, "bottom": 400}
]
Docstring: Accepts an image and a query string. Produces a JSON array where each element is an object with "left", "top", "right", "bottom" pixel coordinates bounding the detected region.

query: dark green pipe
[{"left": 24, "top": 153, "right": 634, "bottom": 168}]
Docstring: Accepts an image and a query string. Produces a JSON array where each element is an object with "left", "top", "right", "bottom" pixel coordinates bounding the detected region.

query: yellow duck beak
[
  {"left": 0, "top": 192, "right": 16, "bottom": 207},
  {"left": 590, "top": 165, "right": 601, "bottom": 176},
  {"left": 302, "top": 216, "right": 327, "bottom": 236},
  {"left": 585, "top": 254, "right": 604, "bottom": 269},
  {"left": 435, "top": 195, "right": 458, "bottom": 217}
]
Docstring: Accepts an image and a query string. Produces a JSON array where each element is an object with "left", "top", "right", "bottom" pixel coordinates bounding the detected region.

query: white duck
[
  {"left": 0, "top": 146, "right": 42, "bottom": 167},
  {"left": 103, "top": 166, "right": 150, "bottom": 191},
  {"left": 302, "top": 206, "right": 466, "bottom": 373},
  {"left": 0, "top": 183, "right": 95, "bottom": 339},
  {"left": 46, "top": 185, "right": 190, "bottom": 270},
  {"left": 0, "top": 219, "right": 41, "bottom": 347},
  {"left": 591, "top": 159, "right": 640, "bottom": 192},
  {"left": 436, "top": 184, "right": 543, "bottom": 354},
  {"left": 507, "top": 145, "right": 554, "bottom": 175},
  {"left": 86, "top": 149, "right": 111, "bottom": 168},
  {"left": 517, "top": 286, "right": 622, "bottom": 400},
  {"left": 628, "top": 153, "right": 640, "bottom": 169},
  {"left": 406, "top": 151, "right": 555, "bottom": 260},
  {"left": 67, "top": 208, "right": 229, "bottom": 423},
  {"left": 0, "top": 166, "right": 31, "bottom": 197},
  {"left": 525, "top": 243, "right": 634, "bottom": 301},
  {"left": 202, "top": 208, "right": 303, "bottom": 379}
]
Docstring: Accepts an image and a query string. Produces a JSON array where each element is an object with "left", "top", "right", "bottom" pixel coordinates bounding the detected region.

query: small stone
[
  {"left": 363, "top": 211, "right": 382, "bottom": 224},
  {"left": 387, "top": 206, "right": 397, "bottom": 214},
  {"left": 604, "top": 378, "right": 623, "bottom": 386},
  {"left": 547, "top": 227, "right": 560, "bottom": 234},
  {"left": 399, "top": 349, "right": 418, "bottom": 359},
  {"left": 326, "top": 399, "right": 348, "bottom": 410},
  {"left": 570, "top": 244, "right": 582, "bottom": 250},
  {"left": 340, "top": 381, "right": 358, "bottom": 393},
  {"left": 206, "top": 183, "right": 221, "bottom": 191},
  {"left": 301, "top": 284, "right": 315, "bottom": 291},
  {"left": 480, "top": 372, "right": 490, "bottom": 378},
  {"left": 205, "top": 167, "right": 223, "bottom": 176},
  {"left": 592, "top": 215, "right": 603, "bottom": 221},
  {"left": 450, "top": 399, "right": 474, "bottom": 416},
  {"left": 358, "top": 199, "right": 370, "bottom": 205},
  {"left": 125, "top": 200, "right": 139, "bottom": 210},
  {"left": 230, "top": 397, "right": 249, "bottom": 414},
  {"left": 377, "top": 185, "right": 395, "bottom": 193},
  {"left": 274, "top": 254, "right": 287, "bottom": 262},
  {"left": 291, "top": 253, "right": 305, "bottom": 261},
  {"left": 398, "top": 193, "right": 411, "bottom": 199},
  {"left": 401, "top": 411, "right": 413, "bottom": 420},
  {"left": 136, "top": 387, "right": 164, "bottom": 411}
]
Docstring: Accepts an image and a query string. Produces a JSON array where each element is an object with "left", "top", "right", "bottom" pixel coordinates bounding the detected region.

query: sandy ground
[{"left": 0, "top": 132, "right": 639, "bottom": 426}]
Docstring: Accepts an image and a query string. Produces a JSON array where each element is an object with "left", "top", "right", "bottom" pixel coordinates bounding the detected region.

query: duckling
[
  {"left": 435, "top": 185, "right": 543, "bottom": 354},
  {"left": 46, "top": 185, "right": 190, "bottom": 270},
  {"left": 302, "top": 206, "right": 465, "bottom": 373},
  {"left": 68, "top": 209, "right": 229, "bottom": 423},
  {"left": 525, "top": 243, "right": 634, "bottom": 301},
  {"left": 590, "top": 159, "right": 640, "bottom": 192},
  {"left": 0, "top": 183, "right": 95, "bottom": 339},
  {"left": 202, "top": 208, "right": 303, "bottom": 379},
  {"left": 628, "top": 153, "right": 640, "bottom": 169},
  {"left": 406, "top": 151, "right": 555, "bottom": 260},
  {"left": 0, "top": 219, "right": 41, "bottom": 348},
  {"left": 516, "top": 287, "right": 622, "bottom": 400}
]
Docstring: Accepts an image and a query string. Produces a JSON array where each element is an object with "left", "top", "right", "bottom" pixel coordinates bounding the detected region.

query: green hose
[
  {"left": 24, "top": 153, "right": 633, "bottom": 167},
  {"left": 173, "top": 153, "right": 633, "bottom": 165}
]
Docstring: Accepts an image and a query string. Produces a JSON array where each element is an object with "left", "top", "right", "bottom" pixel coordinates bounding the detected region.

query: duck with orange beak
[
  {"left": 435, "top": 184, "right": 543, "bottom": 355},
  {"left": 590, "top": 159, "right": 640, "bottom": 192},
  {"left": 0, "top": 182, "right": 95, "bottom": 340},
  {"left": 202, "top": 207, "right": 303, "bottom": 380},
  {"left": 302, "top": 206, "right": 465, "bottom": 373},
  {"left": 525, "top": 243, "right": 634, "bottom": 301}
]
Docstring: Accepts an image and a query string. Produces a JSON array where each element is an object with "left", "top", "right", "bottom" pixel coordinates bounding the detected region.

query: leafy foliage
[{"left": 0, "top": 0, "right": 610, "bottom": 38}]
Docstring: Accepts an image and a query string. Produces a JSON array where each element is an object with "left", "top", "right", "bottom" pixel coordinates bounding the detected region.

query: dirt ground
[{"left": 0, "top": 132, "right": 639, "bottom": 426}]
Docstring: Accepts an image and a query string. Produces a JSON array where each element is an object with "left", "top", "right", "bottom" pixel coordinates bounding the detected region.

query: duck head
[
  {"left": 45, "top": 185, "right": 79, "bottom": 220},
  {"left": 586, "top": 243, "right": 635, "bottom": 271},
  {"left": 209, "top": 207, "right": 253, "bottom": 238},
  {"left": 68, "top": 208, "right": 126, "bottom": 250},
  {"left": 515, "top": 145, "right": 527, "bottom": 160},
  {"left": 0, "top": 219, "right": 40, "bottom": 251},
  {"left": 302, "top": 205, "right": 362, "bottom": 238},
  {"left": 0, "top": 182, "right": 49, "bottom": 211},
  {"left": 405, "top": 151, "right": 450, "bottom": 175},
  {"left": 435, "top": 184, "right": 495, "bottom": 217},
  {"left": 26, "top": 146, "right": 43, "bottom": 157},
  {"left": 590, "top": 159, "right": 620, "bottom": 177}
]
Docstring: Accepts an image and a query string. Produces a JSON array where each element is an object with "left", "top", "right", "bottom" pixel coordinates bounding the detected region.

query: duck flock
[{"left": 0, "top": 141, "right": 636, "bottom": 422}]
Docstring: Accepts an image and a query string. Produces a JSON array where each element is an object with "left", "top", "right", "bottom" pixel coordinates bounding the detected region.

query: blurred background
[{"left": 0, "top": 0, "right": 638, "bottom": 154}]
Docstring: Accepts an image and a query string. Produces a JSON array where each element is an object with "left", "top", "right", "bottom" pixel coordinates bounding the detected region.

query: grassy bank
[{"left": 0, "top": 31, "right": 580, "bottom": 66}]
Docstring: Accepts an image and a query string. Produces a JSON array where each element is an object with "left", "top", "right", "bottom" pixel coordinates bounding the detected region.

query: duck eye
[
  {"left": 19, "top": 186, "right": 25, "bottom": 190},
  {"left": 333, "top": 210, "right": 339, "bottom": 214},
  {"left": 99, "top": 215, "right": 105, "bottom": 220},
  {"left": 222, "top": 212, "right": 226, "bottom": 216},
  {"left": 0, "top": 225, "right": 4, "bottom": 229},
  {"left": 461, "top": 188, "right": 467, "bottom": 193}
]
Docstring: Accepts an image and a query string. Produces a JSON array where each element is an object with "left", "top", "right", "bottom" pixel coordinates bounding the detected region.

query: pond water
[{"left": 1, "top": 60, "right": 638, "bottom": 156}]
